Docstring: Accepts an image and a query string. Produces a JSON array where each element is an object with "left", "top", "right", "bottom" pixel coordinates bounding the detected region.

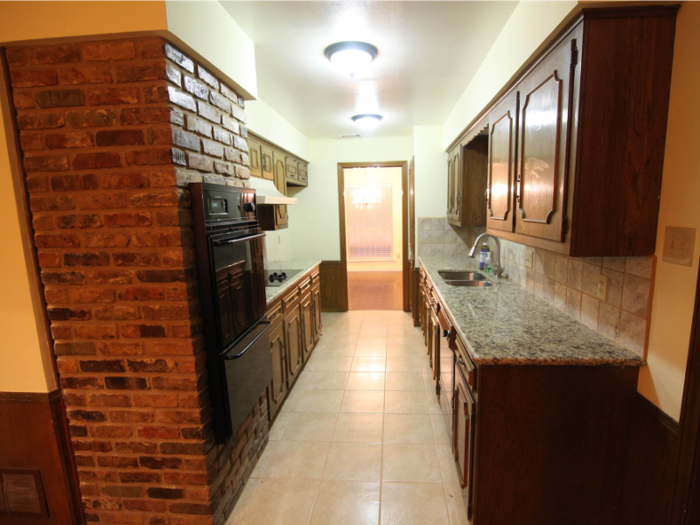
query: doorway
[{"left": 338, "top": 162, "right": 409, "bottom": 311}]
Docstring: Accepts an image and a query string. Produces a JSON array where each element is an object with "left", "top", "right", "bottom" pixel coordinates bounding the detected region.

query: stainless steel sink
[
  {"left": 445, "top": 280, "right": 496, "bottom": 288},
  {"left": 439, "top": 271, "right": 487, "bottom": 281}
]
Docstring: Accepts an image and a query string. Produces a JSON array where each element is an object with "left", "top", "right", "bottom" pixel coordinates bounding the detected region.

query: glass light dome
[{"left": 325, "top": 42, "right": 378, "bottom": 78}]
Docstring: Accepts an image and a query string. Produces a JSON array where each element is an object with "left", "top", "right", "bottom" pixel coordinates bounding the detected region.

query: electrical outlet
[
  {"left": 525, "top": 250, "right": 534, "bottom": 269},
  {"left": 597, "top": 274, "right": 608, "bottom": 301},
  {"left": 663, "top": 226, "right": 696, "bottom": 266}
]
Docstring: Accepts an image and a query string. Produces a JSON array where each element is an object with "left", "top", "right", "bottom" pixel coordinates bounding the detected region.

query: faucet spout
[{"left": 468, "top": 232, "right": 502, "bottom": 278}]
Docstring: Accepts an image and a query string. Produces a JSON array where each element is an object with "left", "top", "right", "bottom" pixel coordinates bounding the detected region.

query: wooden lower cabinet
[
  {"left": 419, "top": 265, "right": 640, "bottom": 524},
  {"left": 265, "top": 265, "right": 322, "bottom": 423},
  {"left": 267, "top": 319, "right": 287, "bottom": 421}
]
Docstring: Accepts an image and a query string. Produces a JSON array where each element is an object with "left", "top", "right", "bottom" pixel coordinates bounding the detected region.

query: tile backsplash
[
  {"left": 418, "top": 217, "right": 484, "bottom": 257},
  {"left": 499, "top": 239, "right": 655, "bottom": 358}
]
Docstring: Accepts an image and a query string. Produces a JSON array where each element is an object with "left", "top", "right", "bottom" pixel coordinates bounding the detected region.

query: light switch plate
[
  {"left": 525, "top": 250, "right": 534, "bottom": 269},
  {"left": 663, "top": 226, "right": 696, "bottom": 266},
  {"left": 597, "top": 274, "right": 608, "bottom": 301}
]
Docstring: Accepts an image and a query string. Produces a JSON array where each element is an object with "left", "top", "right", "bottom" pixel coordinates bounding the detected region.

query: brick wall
[{"left": 6, "top": 37, "right": 266, "bottom": 525}]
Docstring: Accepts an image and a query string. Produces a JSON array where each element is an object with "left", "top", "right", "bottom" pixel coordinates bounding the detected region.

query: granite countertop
[
  {"left": 419, "top": 255, "right": 644, "bottom": 366},
  {"left": 264, "top": 260, "right": 321, "bottom": 304}
]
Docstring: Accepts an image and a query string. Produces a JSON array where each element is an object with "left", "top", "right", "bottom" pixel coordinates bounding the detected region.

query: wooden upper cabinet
[
  {"left": 298, "top": 162, "right": 308, "bottom": 186},
  {"left": 272, "top": 150, "right": 288, "bottom": 229},
  {"left": 486, "top": 90, "right": 517, "bottom": 233},
  {"left": 261, "top": 144, "right": 274, "bottom": 181},
  {"left": 285, "top": 157, "right": 299, "bottom": 182},
  {"left": 248, "top": 136, "right": 263, "bottom": 179},
  {"left": 515, "top": 32, "right": 574, "bottom": 243}
]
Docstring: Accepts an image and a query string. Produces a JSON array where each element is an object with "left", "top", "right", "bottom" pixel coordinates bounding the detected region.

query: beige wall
[
  {"left": 246, "top": 99, "right": 311, "bottom": 161},
  {"left": 637, "top": 1, "right": 700, "bottom": 421},
  {"left": 345, "top": 167, "right": 403, "bottom": 273},
  {"left": 0, "top": 71, "right": 56, "bottom": 393}
]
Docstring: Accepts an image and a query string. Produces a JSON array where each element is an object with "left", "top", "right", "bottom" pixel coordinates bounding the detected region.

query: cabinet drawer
[
  {"left": 267, "top": 301, "right": 283, "bottom": 325},
  {"left": 286, "top": 157, "right": 299, "bottom": 180},
  {"left": 282, "top": 287, "right": 301, "bottom": 311},
  {"left": 299, "top": 277, "right": 312, "bottom": 296},
  {"left": 298, "top": 163, "right": 308, "bottom": 185},
  {"left": 455, "top": 335, "right": 477, "bottom": 393}
]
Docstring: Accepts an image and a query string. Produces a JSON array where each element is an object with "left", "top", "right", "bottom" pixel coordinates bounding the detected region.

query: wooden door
[
  {"left": 284, "top": 306, "right": 302, "bottom": 383},
  {"left": 454, "top": 362, "right": 475, "bottom": 518},
  {"left": 267, "top": 320, "right": 287, "bottom": 420},
  {"left": 261, "top": 144, "right": 274, "bottom": 181},
  {"left": 248, "top": 136, "right": 263, "bottom": 179},
  {"left": 487, "top": 90, "right": 518, "bottom": 232},
  {"left": 300, "top": 290, "right": 313, "bottom": 361},
  {"left": 514, "top": 37, "right": 575, "bottom": 242},
  {"left": 312, "top": 283, "right": 322, "bottom": 343},
  {"left": 272, "top": 150, "right": 288, "bottom": 228}
]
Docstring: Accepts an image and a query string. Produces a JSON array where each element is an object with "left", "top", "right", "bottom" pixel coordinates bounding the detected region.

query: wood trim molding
[
  {"left": 0, "top": 390, "right": 63, "bottom": 404},
  {"left": 337, "top": 161, "right": 409, "bottom": 312}
]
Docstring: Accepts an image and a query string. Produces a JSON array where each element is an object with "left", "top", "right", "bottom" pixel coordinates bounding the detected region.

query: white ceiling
[{"left": 222, "top": 1, "right": 518, "bottom": 138}]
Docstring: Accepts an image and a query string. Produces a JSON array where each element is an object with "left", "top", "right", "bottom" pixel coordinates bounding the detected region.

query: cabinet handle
[{"left": 442, "top": 329, "right": 451, "bottom": 339}]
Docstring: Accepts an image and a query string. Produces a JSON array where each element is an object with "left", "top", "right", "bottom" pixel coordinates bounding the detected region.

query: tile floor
[{"left": 227, "top": 310, "right": 469, "bottom": 525}]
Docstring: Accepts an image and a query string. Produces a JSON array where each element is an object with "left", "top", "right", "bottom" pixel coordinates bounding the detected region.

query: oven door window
[{"left": 211, "top": 236, "right": 265, "bottom": 348}]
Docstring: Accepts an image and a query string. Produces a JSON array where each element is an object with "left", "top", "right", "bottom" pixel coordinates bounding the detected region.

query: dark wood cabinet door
[
  {"left": 487, "top": 90, "right": 518, "bottom": 232},
  {"left": 300, "top": 290, "right": 313, "bottom": 361},
  {"left": 261, "top": 144, "right": 274, "bottom": 181},
  {"left": 284, "top": 307, "right": 302, "bottom": 383},
  {"left": 312, "top": 284, "right": 322, "bottom": 343},
  {"left": 515, "top": 35, "right": 575, "bottom": 242},
  {"left": 454, "top": 363, "right": 475, "bottom": 517},
  {"left": 267, "top": 320, "right": 287, "bottom": 421},
  {"left": 447, "top": 151, "right": 455, "bottom": 220},
  {"left": 429, "top": 309, "right": 440, "bottom": 390},
  {"left": 272, "top": 151, "right": 288, "bottom": 228},
  {"left": 452, "top": 148, "right": 462, "bottom": 225}
]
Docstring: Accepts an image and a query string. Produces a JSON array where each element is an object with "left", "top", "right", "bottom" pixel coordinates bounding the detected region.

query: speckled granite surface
[
  {"left": 420, "top": 256, "right": 644, "bottom": 366},
  {"left": 264, "top": 260, "right": 321, "bottom": 304}
]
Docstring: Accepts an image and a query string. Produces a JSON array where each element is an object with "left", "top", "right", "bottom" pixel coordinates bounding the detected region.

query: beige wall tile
[
  {"left": 622, "top": 274, "right": 652, "bottom": 319},
  {"left": 582, "top": 263, "right": 602, "bottom": 297},
  {"left": 581, "top": 294, "right": 600, "bottom": 331},
  {"left": 555, "top": 255, "right": 569, "bottom": 284},
  {"left": 567, "top": 259, "right": 583, "bottom": 291},
  {"left": 625, "top": 256, "right": 654, "bottom": 279},
  {"left": 602, "top": 268, "right": 624, "bottom": 307},
  {"left": 565, "top": 288, "right": 582, "bottom": 320},
  {"left": 598, "top": 303, "right": 621, "bottom": 341},
  {"left": 620, "top": 312, "right": 647, "bottom": 357},
  {"left": 543, "top": 277, "right": 555, "bottom": 304},
  {"left": 535, "top": 249, "right": 546, "bottom": 274},
  {"left": 603, "top": 256, "right": 626, "bottom": 272},
  {"left": 554, "top": 282, "right": 567, "bottom": 310},
  {"left": 544, "top": 251, "right": 556, "bottom": 280}
]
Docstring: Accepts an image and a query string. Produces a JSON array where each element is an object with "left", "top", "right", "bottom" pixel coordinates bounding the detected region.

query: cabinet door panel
[
  {"left": 267, "top": 321, "right": 287, "bottom": 420},
  {"left": 284, "top": 307, "right": 302, "bottom": 383},
  {"left": 447, "top": 152, "right": 455, "bottom": 220},
  {"left": 301, "top": 291, "right": 313, "bottom": 361},
  {"left": 298, "top": 162, "right": 308, "bottom": 186},
  {"left": 261, "top": 144, "right": 274, "bottom": 181},
  {"left": 515, "top": 38, "right": 574, "bottom": 242},
  {"left": 487, "top": 91, "right": 517, "bottom": 232},
  {"left": 454, "top": 364, "right": 475, "bottom": 517},
  {"left": 248, "top": 137, "right": 263, "bottom": 179},
  {"left": 312, "top": 284, "right": 322, "bottom": 343},
  {"left": 272, "top": 151, "right": 288, "bottom": 228},
  {"left": 286, "top": 157, "right": 299, "bottom": 181}
]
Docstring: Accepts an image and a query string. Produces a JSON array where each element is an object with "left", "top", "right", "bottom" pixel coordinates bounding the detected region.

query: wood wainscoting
[
  {"left": 320, "top": 261, "right": 347, "bottom": 312},
  {"left": 0, "top": 390, "right": 82, "bottom": 524},
  {"left": 620, "top": 393, "right": 679, "bottom": 525}
]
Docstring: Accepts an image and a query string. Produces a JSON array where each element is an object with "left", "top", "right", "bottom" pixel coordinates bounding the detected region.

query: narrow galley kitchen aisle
[{"left": 226, "top": 311, "right": 468, "bottom": 525}]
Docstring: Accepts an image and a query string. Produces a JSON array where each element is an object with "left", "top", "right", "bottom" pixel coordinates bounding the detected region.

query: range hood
[{"left": 248, "top": 177, "right": 297, "bottom": 205}]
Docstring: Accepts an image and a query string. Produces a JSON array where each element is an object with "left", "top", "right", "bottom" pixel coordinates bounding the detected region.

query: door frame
[{"left": 337, "top": 161, "right": 410, "bottom": 312}]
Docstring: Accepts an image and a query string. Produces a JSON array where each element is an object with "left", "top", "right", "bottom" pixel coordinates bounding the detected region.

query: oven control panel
[{"left": 195, "top": 183, "right": 257, "bottom": 225}]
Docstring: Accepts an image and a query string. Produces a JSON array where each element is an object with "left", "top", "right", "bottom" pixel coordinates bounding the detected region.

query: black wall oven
[{"left": 191, "top": 183, "right": 270, "bottom": 443}]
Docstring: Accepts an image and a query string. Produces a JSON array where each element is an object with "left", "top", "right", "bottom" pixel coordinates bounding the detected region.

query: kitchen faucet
[{"left": 468, "top": 233, "right": 502, "bottom": 278}]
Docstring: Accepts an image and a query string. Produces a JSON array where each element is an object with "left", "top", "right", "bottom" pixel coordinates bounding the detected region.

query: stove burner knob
[
  {"left": 281, "top": 272, "right": 287, "bottom": 279},
  {"left": 268, "top": 273, "right": 277, "bottom": 283}
]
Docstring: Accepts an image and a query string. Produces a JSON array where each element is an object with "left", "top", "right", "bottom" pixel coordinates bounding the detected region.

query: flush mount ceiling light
[
  {"left": 324, "top": 41, "right": 378, "bottom": 78},
  {"left": 352, "top": 114, "right": 383, "bottom": 132}
]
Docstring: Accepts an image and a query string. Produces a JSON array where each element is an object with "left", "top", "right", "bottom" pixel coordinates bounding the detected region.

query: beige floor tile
[
  {"left": 444, "top": 483, "right": 469, "bottom": 525},
  {"left": 333, "top": 413, "right": 383, "bottom": 443},
  {"left": 261, "top": 440, "right": 331, "bottom": 479},
  {"left": 294, "top": 389, "right": 343, "bottom": 413},
  {"left": 346, "top": 372, "right": 385, "bottom": 390},
  {"left": 250, "top": 441, "right": 278, "bottom": 478},
  {"left": 382, "top": 443, "right": 442, "bottom": 483},
  {"left": 312, "top": 356, "right": 353, "bottom": 372},
  {"left": 381, "top": 482, "right": 450, "bottom": 525},
  {"left": 322, "top": 334, "right": 360, "bottom": 345},
  {"left": 340, "top": 390, "right": 385, "bottom": 413},
  {"left": 351, "top": 357, "right": 386, "bottom": 372},
  {"left": 268, "top": 411, "right": 292, "bottom": 441},
  {"left": 384, "top": 390, "right": 430, "bottom": 414},
  {"left": 431, "top": 414, "right": 450, "bottom": 445},
  {"left": 387, "top": 356, "right": 424, "bottom": 372},
  {"left": 232, "top": 478, "right": 319, "bottom": 525},
  {"left": 226, "top": 478, "right": 260, "bottom": 524},
  {"left": 322, "top": 442, "right": 382, "bottom": 481},
  {"left": 354, "top": 344, "right": 387, "bottom": 357},
  {"left": 309, "top": 480, "right": 380, "bottom": 525},
  {"left": 386, "top": 372, "right": 425, "bottom": 391},
  {"left": 383, "top": 414, "right": 435, "bottom": 444},
  {"left": 357, "top": 337, "right": 388, "bottom": 347},
  {"left": 436, "top": 444, "right": 460, "bottom": 484},
  {"left": 315, "top": 344, "right": 356, "bottom": 357},
  {"left": 281, "top": 412, "right": 337, "bottom": 442},
  {"left": 387, "top": 345, "right": 421, "bottom": 357},
  {"left": 304, "top": 371, "right": 348, "bottom": 390}
]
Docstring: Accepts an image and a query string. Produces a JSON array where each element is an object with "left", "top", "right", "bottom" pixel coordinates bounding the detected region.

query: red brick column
[{"left": 6, "top": 37, "right": 266, "bottom": 525}]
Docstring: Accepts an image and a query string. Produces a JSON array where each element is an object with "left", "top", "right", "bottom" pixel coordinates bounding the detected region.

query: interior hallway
[
  {"left": 348, "top": 272, "right": 403, "bottom": 310},
  {"left": 227, "top": 310, "right": 468, "bottom": 525}
]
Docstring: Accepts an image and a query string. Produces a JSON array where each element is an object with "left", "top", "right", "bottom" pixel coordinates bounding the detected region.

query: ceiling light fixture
[
  {"left": 352, "top": 114, "right": 383, "bottom": 132},
  {"left": 324, "top": 41, "right": 378, "bottom": 78}
]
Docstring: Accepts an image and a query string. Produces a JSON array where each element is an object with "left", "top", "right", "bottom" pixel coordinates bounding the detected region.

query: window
[{"left": 345, "top": 184, "right": 393, "bottom": 261}]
